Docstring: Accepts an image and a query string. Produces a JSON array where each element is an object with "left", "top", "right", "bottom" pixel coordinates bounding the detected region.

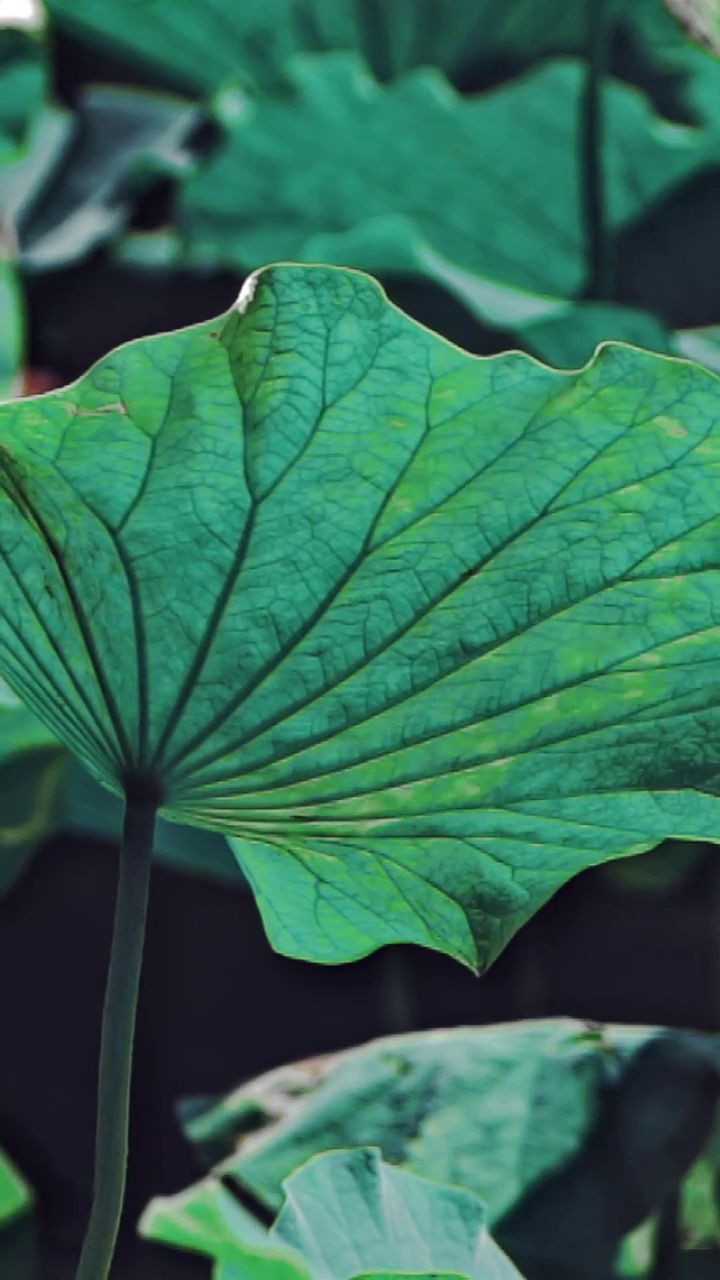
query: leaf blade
[{"left": 6, "top": 265, "right": 720, "bottom": 966}]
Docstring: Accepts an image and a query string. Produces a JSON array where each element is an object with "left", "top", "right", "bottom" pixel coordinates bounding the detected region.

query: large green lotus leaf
[
  {"left": 45, "top": 0, "right": 594, "bottom": 96},
  {"left": 181, "top": 1021, "right": 720, "bottom": 1279},
  {"left": 141, "top": 1146, "right": 522, "bottom": 1280},
  {"left": 9, "top": 265, "right": 720, "bottom": 968},
  {"left": 177, "top": 55, "right": 717, "bottom": 300}
]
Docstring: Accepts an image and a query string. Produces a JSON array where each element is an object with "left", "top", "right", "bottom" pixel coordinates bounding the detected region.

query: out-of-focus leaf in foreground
[
  {"left": 140, "top": 1145, "right": 523, "bottom": 1280},
  {"left": 176, "top": 55, "right": 719, "bottom": 302},
  {"left": 7, "top": 265, "right": 720, "bottom": 968},
  {"left": 179, "top": 1020, "right": 720, "bottom": 1280}
]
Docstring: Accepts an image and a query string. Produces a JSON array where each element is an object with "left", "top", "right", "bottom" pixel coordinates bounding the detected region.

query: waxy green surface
[{"left": 3, "top": 264, "right": 720, "bottom": 968}]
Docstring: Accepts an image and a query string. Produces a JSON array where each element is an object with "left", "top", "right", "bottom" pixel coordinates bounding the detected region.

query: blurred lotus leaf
[{"left": 178, "top": 1020, "right": 720, "bottom": 1279}]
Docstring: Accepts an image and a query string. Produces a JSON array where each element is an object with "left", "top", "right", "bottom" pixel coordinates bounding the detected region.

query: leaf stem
[
  {"left": 74, "top": 795, "right": 156, "bottom": 1280},
  {"left": 582, "top": 0, "right": 615, "bottom": 299}
]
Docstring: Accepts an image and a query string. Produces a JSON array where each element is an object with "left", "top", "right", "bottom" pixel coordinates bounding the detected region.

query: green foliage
[
  {"left": 175, "top": 55, "right": 716, "bottom": 300},
  {"left": 141, "top": 1145, "right": 523, "bottom": 1279},
  {"left": 179, "top": 1021, "right": 720, "bottom": 1279},
  {"left": 44, "top": 0, "right": 595, "bottom": 95},
  {"left": 6, "top": 265, "right": 720, "bottom": 966}
]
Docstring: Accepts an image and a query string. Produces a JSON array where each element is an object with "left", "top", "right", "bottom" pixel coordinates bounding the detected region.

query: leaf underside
[{"left": 3, "top": 265, "right": 720, "bottom": 968}]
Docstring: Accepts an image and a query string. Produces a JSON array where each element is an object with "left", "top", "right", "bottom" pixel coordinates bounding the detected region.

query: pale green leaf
[
  {"left": 141, "top": 1147, "right": 522, "bottom": 1280},
  {"left": 8, "top": 265, "right": 720, "bottom": 967},
  {"left": 273, "top": 1148, "right": 522, "bottom": 1280}
]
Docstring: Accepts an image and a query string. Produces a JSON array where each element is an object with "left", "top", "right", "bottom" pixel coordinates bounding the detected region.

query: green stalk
[
  {"left": 75, "top": 796, "right": 156, "bottom": 1280},
  {"left": 582, "top": 0, "right": 614, "bottom": 299}
]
